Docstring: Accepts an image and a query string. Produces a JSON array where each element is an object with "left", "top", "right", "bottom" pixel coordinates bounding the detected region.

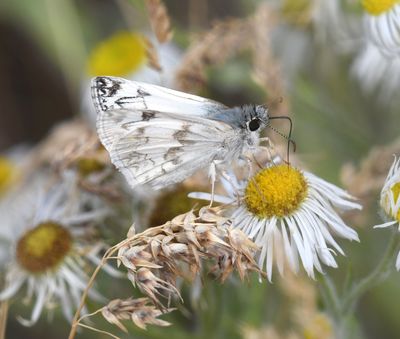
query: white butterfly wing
[
  {"left": 97, "top": 108, "right": 239, "bottom": 189},
  {"left": 91, "top": 76, "right": 228, "bottom": 118}
]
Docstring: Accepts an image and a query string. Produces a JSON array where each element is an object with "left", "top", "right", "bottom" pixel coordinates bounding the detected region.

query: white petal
[{"left": 374, "top": 220, "right": 398, "bottom": 228}]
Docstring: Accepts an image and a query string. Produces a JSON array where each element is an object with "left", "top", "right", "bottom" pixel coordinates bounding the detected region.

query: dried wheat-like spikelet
[
  {"left": 341, "top": 136, "right": 400, "bottom": 200},
  {"left": 102, "top": 297, "right": 174, "bottom": 332},
  {"left": 279, "top": 272, "right": 333, "bottom": 339},
  {"left": 143, "top": 37, "right": 162, "bottom": 72},
  {"left": 242, "top": 322, "right": 301, "bottom": 339},
  {"left": 117, "top": 207, "right": 262, "bottom": 308},
  {"left": 339, "top": 137, "right": 400, "bottom": 226},
  {"left": 251, "top": 4, "right": 290, "bottom": 118},
  {"left": 242, "top": 272, "right": 332, "bottom": 339},
  {"left": 279, "top": 272, "right": 317, "bottom": 327},
  {"left": 33, "top": 119, "right": 106, "bottom": 171},
  {"left": 145, "top": 0, "right": 173, "bottom": 43},
  {"left": 28, "top": 119, "right": 127, "bottom": 201},
  {"left": 176, "top": 18, "right": 253, "bottom": 92},
  {"left": 69, "top": 209, "right": 262, "bottom": 337}
]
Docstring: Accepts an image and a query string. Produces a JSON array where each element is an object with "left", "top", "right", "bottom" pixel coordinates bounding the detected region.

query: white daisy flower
[
  {"left": 351, "top": 42, "right": 400, "bottom": 101},
  {"left": 0, "top": 172, "right": 112, "bottom": 326},
  {"left": 374, "top": 156, "right": 400, "bottom": 269},
  {"left": 190, "top": 163, "right": 361, "bottom": 280},
  {"left": 362, "top": 0, "right": 400, "bottom": 57}
]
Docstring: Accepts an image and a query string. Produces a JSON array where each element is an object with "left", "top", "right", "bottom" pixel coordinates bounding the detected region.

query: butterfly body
[{"left": 92, "top": 76, "right": 269, "bottom": 190}]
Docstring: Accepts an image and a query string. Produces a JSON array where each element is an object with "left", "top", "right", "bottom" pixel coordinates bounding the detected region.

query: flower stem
[
  {"left": 342, "top": 228, "right": 400, "bottom": 312},
  {"left": 318, "top": 273, "right": 341, "bottom": 319},
  {"left": 319, "top": 228, "right": 400, "bottom": 338}
]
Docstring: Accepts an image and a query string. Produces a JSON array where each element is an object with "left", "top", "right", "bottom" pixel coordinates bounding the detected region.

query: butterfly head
[{"left": 243, "top": 105, "right": 269, "bottom": 133}]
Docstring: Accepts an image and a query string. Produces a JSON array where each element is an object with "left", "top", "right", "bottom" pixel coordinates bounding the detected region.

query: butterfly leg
[
  {"left": 208, "top": 160, "right": 224, "bottom": 207},
  {"left": 258, "top": 137, "right": 274, "bottom": 160},
  {"left": 208, "top": 161, "right": 217, "bottom": 207},
  {"left": 221, "top": 170, "right": 241, "bottom": 204},
  {"left": 238, "top": 154, "right": 254, "bottom": 180}
]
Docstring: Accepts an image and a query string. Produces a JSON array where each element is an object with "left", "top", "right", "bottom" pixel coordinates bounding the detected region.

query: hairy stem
[{"left": 342, "top": 228, "right": 400, "bottom": 312}]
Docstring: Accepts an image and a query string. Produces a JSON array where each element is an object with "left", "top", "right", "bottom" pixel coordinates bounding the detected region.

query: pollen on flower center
[
  {"left": 16, "top": 222, "right": 72, "bottom": 273},
  {"left": 362, "top": 0, "right": 398, "bottom": 16},
  {"left": 77, "top": 157, "right": 105, "bottom": 176},
  {"left": 389, "top": 182, "right": 400, "bottom": 221},
  {"left": 0, "top": 157, "right": 15, "bottom": 195},
  {"left": 244, "top": 164, "right": 308, "bottom": 218}
]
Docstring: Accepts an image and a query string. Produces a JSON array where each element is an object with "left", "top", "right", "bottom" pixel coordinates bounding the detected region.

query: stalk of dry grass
[
  {"left": 175, "top": 18, "right": 253, "bottom": 92},
  {"left": 0, "top": 301, "right": 8, "bottom": 339},
  {"left": 251, "top": 4, "right": 290, "bottom": 118},
  {"left": 143, "top": 37, "right": 163, "bottom": 72},
  {"left": 145, "top": 0, "right": 173, "bottom": 43},
  {"left": 33, "top": 119, "right": 104, "bottom": 171},
  {"left": 242, "top": 272, "right": 333, "bottom": 339},
  {"left": 341, "top": 136, "right": 400, "bottom": 225},
  {"left": 341, "top": 136, "right": 400, "bottom": 200}
]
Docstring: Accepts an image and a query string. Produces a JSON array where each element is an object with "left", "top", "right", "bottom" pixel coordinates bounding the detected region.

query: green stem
[
  {"left": 318, "top": 228, "right": 400, "bottom": 338},
  {"left": 342, "top": 228, "right": 400, "bottom": 312},
  {"left": 318, "top": 273, "right": 342, "bottom": 320}
]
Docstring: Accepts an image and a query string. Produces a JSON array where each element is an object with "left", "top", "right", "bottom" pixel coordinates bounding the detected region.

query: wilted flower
[
  {"left": 0, "top": 172, "right": 112, "bottom": 326},
  {"left": 191, "top": 163, "right": 361, "bottom": 280}
]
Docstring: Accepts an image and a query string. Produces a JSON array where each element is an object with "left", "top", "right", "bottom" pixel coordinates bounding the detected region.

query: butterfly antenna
[{"left": 267, "top": 116, "right": 296, "bottom": 163}]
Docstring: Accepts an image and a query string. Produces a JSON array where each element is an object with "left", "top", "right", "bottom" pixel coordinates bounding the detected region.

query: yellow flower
[
  {"left": 88, "top": 31, "right": 147, "bottom": 76},
  {"left": 362, "top": 0, "right": 398, "bottom": 16},
  {"left": 303, "top": 313, "right": 334, "bottom": 339},
  {"left": 0, "top": 157, "right": 16, "bottom": 195}
]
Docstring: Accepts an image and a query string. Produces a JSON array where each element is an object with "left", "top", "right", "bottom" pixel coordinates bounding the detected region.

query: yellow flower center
[
  {"left": 390, "top": 182, "right": 400, "bottom": 221},
  {"left": 362, "top": 0, "right": 398, "bottom": 15},
  {"left": 245, "top": 164, "right": 308, "bottom": 218},
  {"left": 149, "top": 185, "right": 207, "bottom": 226},
  {"left": 87, "top": 31, "right": 147, "bottom": 76},
  {"left": 0, "top": 157, "right": 16, "bottom": 195},
  {"left": 16, "top": 222, "right": 72, "bottom": 273},
  {"left": 303, "top": 313, "right": 333, "bottom": 339},
  {"left": 77, "top": 157, "right": 105, "bottom": 176}
]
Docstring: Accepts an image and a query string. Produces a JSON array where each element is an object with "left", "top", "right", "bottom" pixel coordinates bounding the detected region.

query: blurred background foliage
[{"left": 0, "top": 0, "right": 400, "bottom": 338}]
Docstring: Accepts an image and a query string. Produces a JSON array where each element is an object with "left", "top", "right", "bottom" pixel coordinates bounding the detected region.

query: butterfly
[{"left": 92, "top": 76, "right": 289, "bottom": 191}]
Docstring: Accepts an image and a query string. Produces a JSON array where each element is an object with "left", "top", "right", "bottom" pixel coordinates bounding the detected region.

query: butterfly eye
[{"left": 248, "top": 118, "right": 261, "bottom": 132}]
